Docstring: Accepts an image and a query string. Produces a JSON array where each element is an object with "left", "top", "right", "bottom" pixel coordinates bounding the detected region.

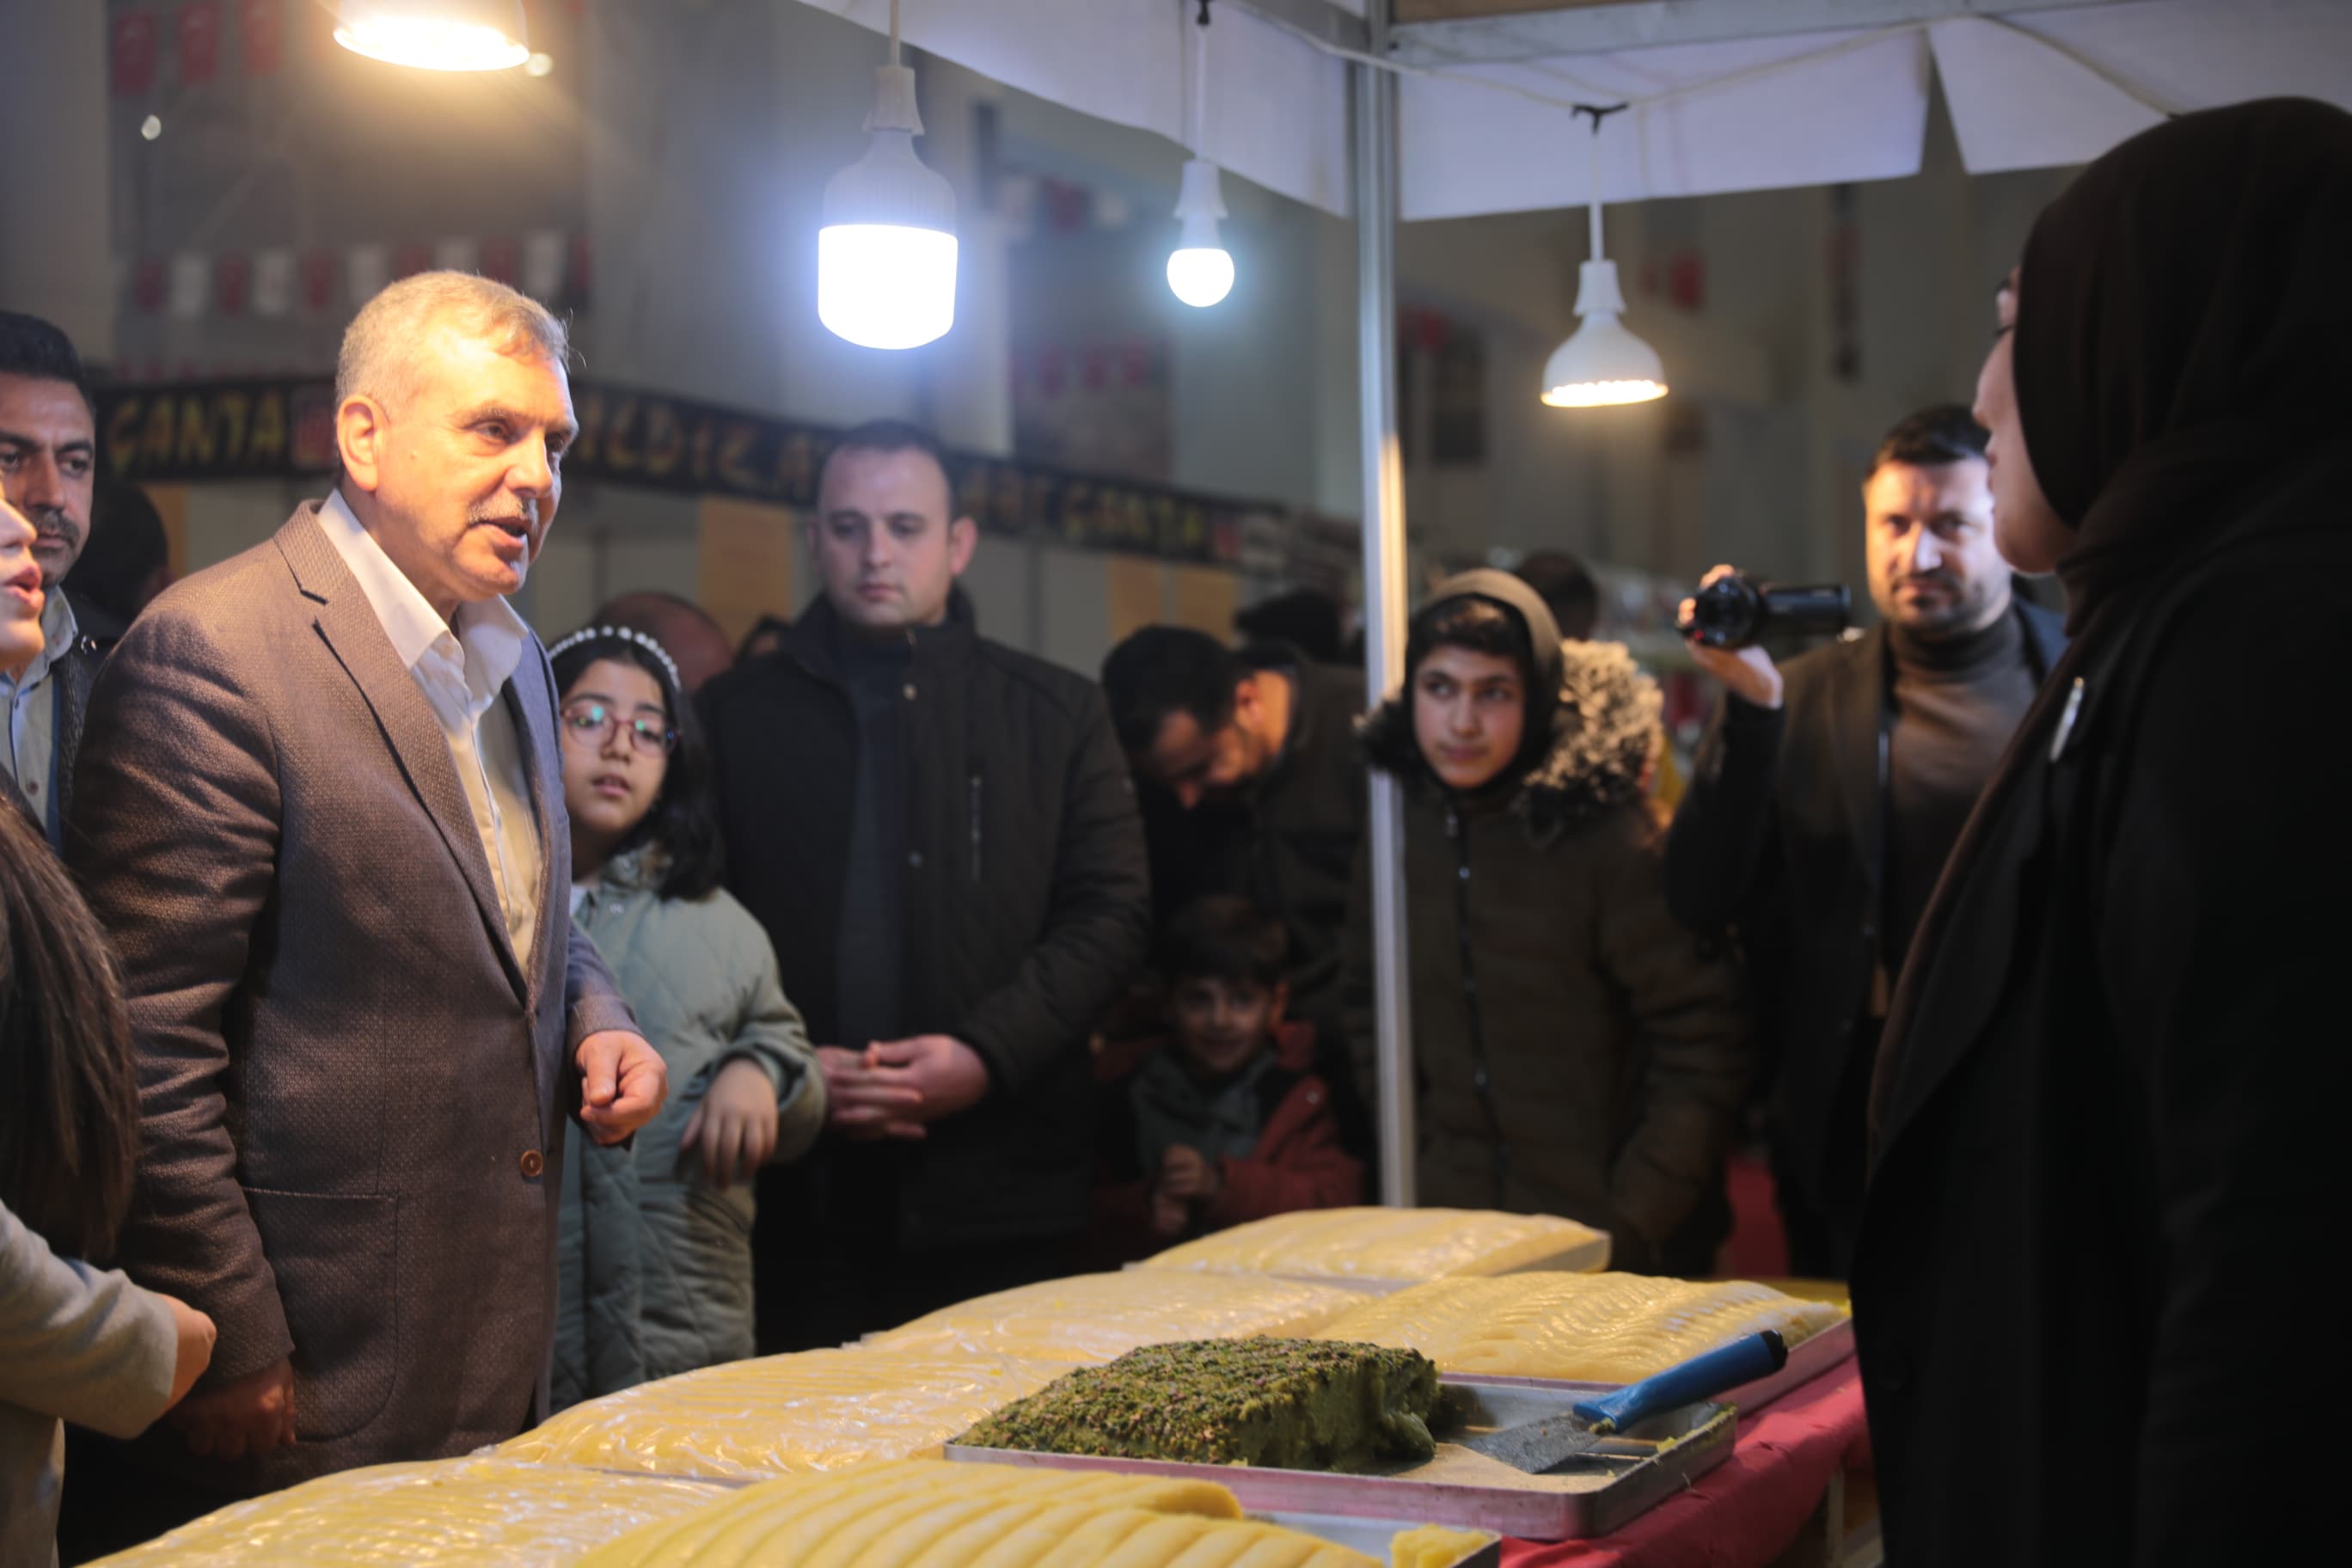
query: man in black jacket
[
  {"left": 0, "top": 311, "right": 107, "bottom": 846},
  {"left": 700, "top": 420, "right": 1150, "bottom": 1351},
  {"left": 1663, "top": 405, "right": 2064, "bottom": 1277},
  {"left": 1100, "top": 626, "right": 1365, "bottom": 1040}
]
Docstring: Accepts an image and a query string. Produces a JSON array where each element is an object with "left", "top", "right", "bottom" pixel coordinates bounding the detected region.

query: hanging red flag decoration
[
  {"left": 112, "top": 14, "right": 159, "bottom": 96},
  {"left": 300, "top": 249, "right": 337, "bottom": 312},
  {"left": 392, "top": 242, "right": 433, "bottom": 280},
  {"left": 215, "top": 253, "right": 252, "bottom": 316},
  {"left": 480, "top": 236, "right": 521, "bottom": 285},
  {"left": 133, "top": 257, "right": 168, "bottom": 315},
  {"left": 566, "top": 233, "right": 593, "bottom": 307},
  {"left": 178, "top": 2, "right": 223, "bottom": 86},
  {"left": 241, "top": 0, "right": 284, "bottom": 76}
]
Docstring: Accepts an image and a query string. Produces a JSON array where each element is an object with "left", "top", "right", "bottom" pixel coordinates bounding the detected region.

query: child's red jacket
[{"left": 1087, "top": 1021, "right": 1366, "bottom": 1266}]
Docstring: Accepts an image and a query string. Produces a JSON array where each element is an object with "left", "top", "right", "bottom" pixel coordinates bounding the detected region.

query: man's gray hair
[{"left": 334, "top": 271, "right": 571, "bottom": 412}]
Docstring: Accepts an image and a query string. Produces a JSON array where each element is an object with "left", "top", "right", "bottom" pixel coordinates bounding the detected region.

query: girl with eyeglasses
[{"left": 544, "top": 626, "right": 825, "bottom": 1407}]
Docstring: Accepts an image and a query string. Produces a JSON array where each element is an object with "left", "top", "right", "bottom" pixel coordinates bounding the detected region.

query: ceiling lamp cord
[
  {"left": 1571, "top": 101, "right": 1628, "bottom": 266},
  {"left": 888, "top": 0, "right": 901, "bottom": 67}
]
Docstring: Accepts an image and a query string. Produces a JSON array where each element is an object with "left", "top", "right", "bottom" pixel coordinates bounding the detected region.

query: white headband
[{"left": 548, "top": 624, "right": 683, "bottom": 694}]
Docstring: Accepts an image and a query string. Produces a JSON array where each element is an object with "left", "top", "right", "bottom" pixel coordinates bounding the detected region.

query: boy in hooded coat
[{"left": 1346, "top": 570, "right": 1750, "bottom": 1274}]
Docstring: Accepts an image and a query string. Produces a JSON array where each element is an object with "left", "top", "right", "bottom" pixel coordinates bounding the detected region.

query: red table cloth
[{"left": 1498, "top": 1363, "right": 1869, "bottom": 1568}]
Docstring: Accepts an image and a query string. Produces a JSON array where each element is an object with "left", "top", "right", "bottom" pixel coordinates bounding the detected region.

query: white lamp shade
[
  {"left": 1541, "top": 260, "right": 1667, "bottom": 407},
  {"left": 334, "top": 0, "right": 530, "bottom": 71},
  {"left": 818, "top": 66, "right": 959, "bottom": 351}
]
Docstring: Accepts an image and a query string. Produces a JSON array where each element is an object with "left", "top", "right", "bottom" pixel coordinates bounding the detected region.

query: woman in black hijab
[{"left": 1853, "top": 99, "right": 2351, "bottom": 1565}]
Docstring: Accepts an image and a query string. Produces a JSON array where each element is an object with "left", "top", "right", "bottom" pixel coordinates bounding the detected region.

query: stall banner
[
  {"left": 111, "top": 13, "right": 160, "bottom": 96},
  {"left": 95, "top": 378, "right": 1275, "bottom": 567}
]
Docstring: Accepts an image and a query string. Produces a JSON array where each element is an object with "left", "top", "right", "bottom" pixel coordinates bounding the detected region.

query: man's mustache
[{"left": 25, "top": 506, "right": 77, "bottom": 539}]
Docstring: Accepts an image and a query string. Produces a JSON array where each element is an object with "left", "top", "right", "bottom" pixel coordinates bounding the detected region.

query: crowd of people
[{"left": 1, "top": 98, "right": 2342, "bottom": 1567}]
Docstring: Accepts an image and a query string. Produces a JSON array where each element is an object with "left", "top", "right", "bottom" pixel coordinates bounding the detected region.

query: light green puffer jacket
[{"left": 553, "top": 847, "right": 824, "bottom": 1409}]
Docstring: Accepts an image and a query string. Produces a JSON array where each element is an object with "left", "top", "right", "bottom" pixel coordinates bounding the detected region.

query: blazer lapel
[{"left": 275, "top": 506, "right": 525, "bottom": 998}]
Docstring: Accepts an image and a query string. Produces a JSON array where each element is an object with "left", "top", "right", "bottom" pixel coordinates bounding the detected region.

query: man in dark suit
[
  {"left": 1664, "top": 405, "right": 2065, "bottom": 1277},
  {"left": 61, "top": 273, "right": 665, "bottom": 1547},
  {"left": 701, "top": 420, "right": 1149, "bottom": 1353},
  {"left": 0, "top": 310, "right": 107, "bottom": 846}
]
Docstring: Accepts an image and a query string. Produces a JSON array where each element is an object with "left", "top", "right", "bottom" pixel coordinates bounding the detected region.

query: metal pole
[{"left": 1354, "top": 6, "right": 1414, "bottom": 1209}]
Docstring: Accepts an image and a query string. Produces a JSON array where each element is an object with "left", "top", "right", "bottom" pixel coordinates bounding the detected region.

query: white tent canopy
[{"left": 808, "top": 0, "right": 2352, "bottom": 216}]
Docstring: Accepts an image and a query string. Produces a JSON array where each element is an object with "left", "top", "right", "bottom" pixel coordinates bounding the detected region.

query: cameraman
[{"left": 1664, "top": 405, "right": 2065, "bottom": 1277}]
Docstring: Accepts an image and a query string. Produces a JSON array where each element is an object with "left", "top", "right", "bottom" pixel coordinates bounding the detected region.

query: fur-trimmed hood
[{"left": 1361, "top": 634, "right": 1661, "bottom": 839}]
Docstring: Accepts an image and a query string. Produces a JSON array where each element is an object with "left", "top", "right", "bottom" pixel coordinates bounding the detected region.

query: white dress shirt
[{"left": 318, "top": 490, "right": 544, "bottom": 964}]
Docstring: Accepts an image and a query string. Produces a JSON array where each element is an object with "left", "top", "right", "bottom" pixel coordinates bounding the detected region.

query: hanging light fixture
[
  {"left": 1541, "top": 104, "right": 1667, "bottom": 407},
  {"left": 818, "top": 0, "right": 959, "bottom": 351},
  {"left": 334, "top": 0, "right": 530, "bottom": 73},
  {"left": 1167, "top": 2, "right": 1234, "bottom": 309}
]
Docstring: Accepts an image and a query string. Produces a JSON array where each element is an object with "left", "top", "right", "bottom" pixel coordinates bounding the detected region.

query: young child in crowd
[
  {"left": 548, "top": 626, "right": 825, "bottom": 1407},
  {"left": 1091, "top": 896, "right": 1363, "bottom": 1264}
]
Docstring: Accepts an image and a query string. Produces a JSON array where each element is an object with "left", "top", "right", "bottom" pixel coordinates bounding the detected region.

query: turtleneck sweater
[{"left": 1882, "top": 606, "right": 2042, "bottom": 978}]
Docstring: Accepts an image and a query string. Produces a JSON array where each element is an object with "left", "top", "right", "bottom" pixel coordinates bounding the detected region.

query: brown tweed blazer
[{"left": 64, "top": 502, "right": 637, "bottom": 1493}]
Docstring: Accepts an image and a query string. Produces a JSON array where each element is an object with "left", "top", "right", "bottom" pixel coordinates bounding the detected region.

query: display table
[{"left": 1498, "top": 1363, "right": 1874, "bottom": 1568}]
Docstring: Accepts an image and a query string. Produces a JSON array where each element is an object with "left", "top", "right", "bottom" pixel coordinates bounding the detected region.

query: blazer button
[{"left": 519, "top": 1149, "right": 545, "bottom": 1178}]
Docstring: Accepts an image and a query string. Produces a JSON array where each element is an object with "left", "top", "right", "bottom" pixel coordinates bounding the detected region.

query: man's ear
[
  {"left": 336, "top": 395, "right": 389, "bottom": 494},
  {"left": 947, "top": 515, "right": 979, "bottom": 577},
  {"left": 1266, "top": 982, "right": 1289, "bottom": 1029}
]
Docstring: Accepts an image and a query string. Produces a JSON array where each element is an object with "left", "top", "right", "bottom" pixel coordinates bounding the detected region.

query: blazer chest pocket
[{"left": 242, "top": 1188, "right": 398, "bottom": 1442}]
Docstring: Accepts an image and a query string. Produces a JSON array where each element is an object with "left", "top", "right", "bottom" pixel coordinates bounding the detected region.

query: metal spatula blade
[{"left": 1461, "top": 1331, "right": 1788, "bottom": 1474}]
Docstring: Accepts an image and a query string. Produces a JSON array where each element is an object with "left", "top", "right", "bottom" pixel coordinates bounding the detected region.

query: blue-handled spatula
[{"left": 1461, "top": 1330, "right": 1787, "bottom": 1473}]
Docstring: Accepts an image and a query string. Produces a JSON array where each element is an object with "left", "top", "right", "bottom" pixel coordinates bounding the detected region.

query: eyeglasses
[{"left": 560, "top": 700, "right": 677, "bottom": 757}]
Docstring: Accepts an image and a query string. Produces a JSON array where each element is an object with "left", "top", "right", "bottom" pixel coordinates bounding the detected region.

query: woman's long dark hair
[
  {"left": 0, "top": 804, "right": 140, "bottom": 1259},
  {"left": 552, "top": 631, "right": 725, "bottom": 901}
]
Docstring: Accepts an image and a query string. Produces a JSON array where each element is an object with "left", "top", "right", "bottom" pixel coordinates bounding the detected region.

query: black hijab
[
  {"left": 2015, "top": 97, "right": 2352, "bottom": 634},
  {"left": 1870, "top": 98, "right": 2352, "bottom": 1150}
]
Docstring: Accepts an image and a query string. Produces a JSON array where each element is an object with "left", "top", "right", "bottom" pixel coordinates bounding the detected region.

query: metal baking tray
[
  {"left": 944, "top": 1375, "right": 1736, "bottom": 1541},
  {"left": 1456, "top": 1314, "right": 1856, "bottom": 1415},
  {"left": 1124, "top": 1232, "right": 1615, "bottom": 1296}
]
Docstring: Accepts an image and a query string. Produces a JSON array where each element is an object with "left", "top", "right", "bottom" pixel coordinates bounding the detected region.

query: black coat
[
  {"left": 698, "top": 594, "right": 1151, "bottom": 1250},
  {"left": 1851, "top": 453, "right": 2349, "bottom": 1562},
  {"left": 1352, "top": 622, "right": 1750, "bottom": 1274},
  {"left": 1663, "top": 603, "right": 2063, "bottom": 1253}
]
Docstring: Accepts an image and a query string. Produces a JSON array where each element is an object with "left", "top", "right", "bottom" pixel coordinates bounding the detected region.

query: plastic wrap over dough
[
  {"left": 87, "top": 1456, "right": 724, "bottom": 1567},
  {"left": 1142, "top": 1207, "right": 1608, "bottom": 1283},
  {"left": 581, "top": 1457, "right": 1376, "bottom": 1568},
  {"left": 862, "top": 1270, "right": 1363, "bottom": 1363},
  {"left": 499, "top": 1348, "right": 1066, "bottom": 1479},
  {"left": 1316, "top": 1271, "right": 1847, "bottom": 1383}
]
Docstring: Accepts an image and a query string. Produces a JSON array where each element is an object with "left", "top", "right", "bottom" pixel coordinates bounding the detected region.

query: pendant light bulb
[
  {"left": 1167, "top": 159, "right": 1234, "bottom": 309},
  {"left": 1541, "top": 260, "right": 1668, "bottom": 407},
  {"left": 819, "top": 64, "right": 959, "bottom": 351},
  {"left": 334, "top": 0, "right": 530, "bottom": 72}
]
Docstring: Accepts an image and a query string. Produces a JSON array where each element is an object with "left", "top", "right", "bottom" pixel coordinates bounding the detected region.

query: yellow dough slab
[
  {"left": 1142, "top": 1208, "right": 1608, "bottom": 1283},
  {"left": 1390, "top": 1524, "right": 1501, "bottom": 1568},
  {"left": 499, "top": 1347, "right": 1066, "bottom": 1479},
  {"left": 1316, "top": 1272, "right": 1847, "bottom": 1384},
  {"left": 580, "top": 1458, "right": 1259, "bottom": 1568},
  {"left": 863, "top": 1271, "right": 1363, "bottom": 1364},
  {"left": 86, "top": 1456, "right": 725, "bottom": 1567}
]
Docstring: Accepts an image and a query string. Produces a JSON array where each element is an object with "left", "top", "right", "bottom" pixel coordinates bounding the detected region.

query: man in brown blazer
[{"left": 60, "top": 273, "right": 667, "bottom": 1542}]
